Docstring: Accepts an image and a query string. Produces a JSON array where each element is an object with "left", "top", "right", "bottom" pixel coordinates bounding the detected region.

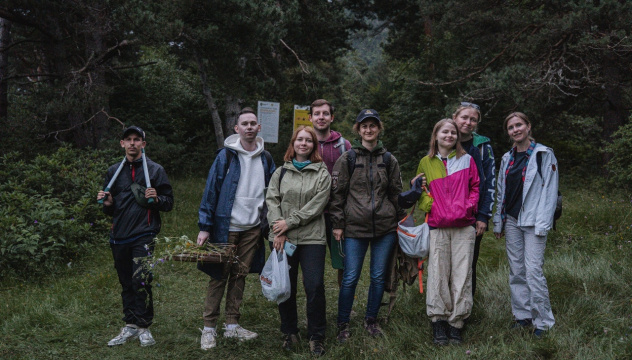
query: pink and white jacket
[{"left": 415, "top": 151, "right": 480, "bottom": 228}]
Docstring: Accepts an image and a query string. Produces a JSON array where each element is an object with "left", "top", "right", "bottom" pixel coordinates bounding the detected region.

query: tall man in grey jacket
[{"left": 97, "top": 126, "right": 174, "bottom": 347}]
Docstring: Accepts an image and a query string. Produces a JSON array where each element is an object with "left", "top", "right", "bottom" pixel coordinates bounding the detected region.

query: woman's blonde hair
[
  {"left": 503, "top": 112, "right": 535, "bottom": 145},
  {"left": 452, "top": 104, "right": 482, "bottom": 124},
  {"left": 283, "top": 126, "right": 323, "bottom": 163},
  {"left": 428, "top": 119, "right": 466, "bottom": 158}
]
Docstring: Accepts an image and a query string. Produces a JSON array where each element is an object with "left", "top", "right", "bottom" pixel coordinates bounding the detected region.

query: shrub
[
  {"left": 0, "top": 146, "right": 116, "bottom": 278},
  {"left": 605, "top": 118, "right": 632, "bottom": 188}
]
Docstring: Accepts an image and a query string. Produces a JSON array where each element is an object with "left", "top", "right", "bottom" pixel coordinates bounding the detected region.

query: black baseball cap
[
  {"left": 355, "top": 109, "right": 381, "bottom": 123},
  {"left": 122, "top": 126, "right": 145, "bottom": 140}
]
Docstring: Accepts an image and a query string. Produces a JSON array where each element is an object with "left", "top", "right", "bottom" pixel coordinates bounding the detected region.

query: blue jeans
[{"left": 337, "top": 232, "right": 397, "bottom": 324}]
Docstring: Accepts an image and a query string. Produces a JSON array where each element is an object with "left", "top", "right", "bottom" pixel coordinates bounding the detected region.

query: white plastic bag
[
  {"left": 397, "top": 212, "right": 430, "bottom": 259},
  {"left": 260, "top": 248, "right": 291, "bottom": 304}
]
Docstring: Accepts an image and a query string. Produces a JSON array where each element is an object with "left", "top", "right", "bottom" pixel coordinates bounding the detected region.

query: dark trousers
[
  {"left": 110, "top": 235, "right": 155, "bottom": 328},
  {"left": 278, "top": 244, "right": 326, "bottom": 341},
  {"left": 471, "top": 233, "right": 483, "bottom": 296}
]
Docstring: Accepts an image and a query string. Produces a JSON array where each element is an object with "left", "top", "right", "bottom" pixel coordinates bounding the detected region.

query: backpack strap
[
  {"left": 334, "top": 136, "right": 351, "bottom": 156},
  {"left": 383, "top": 151, "right": 392, "bottom": 179},
  {"left": 334, "top": 136, "right": 346, "bottom": 156},
  {"left": 278, "top": 167, "right": 287, "bottom": 191},
  {"left": 536, "top": 151, "right": 543, "bottom": 180},
  {"left": 222, "top": 148, "right": 234, "bottom": 175},
  {"left": 347, "top": 149, "right": 357, "bottom": 177}
]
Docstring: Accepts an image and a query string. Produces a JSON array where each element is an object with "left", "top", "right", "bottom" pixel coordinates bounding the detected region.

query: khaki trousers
[
  {"left": 426, "top": 226, "right": 476, "bottom": 329},
  {"left": 203, "top": 226, "right": 260, "bottom": 327}
]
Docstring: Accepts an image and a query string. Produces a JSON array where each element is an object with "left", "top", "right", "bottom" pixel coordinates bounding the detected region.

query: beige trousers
[
  {"left": 426, "top": 226, "right": 476, "bottom": 329},
  {"left": 203, "top": 227, "right": 260, "bottom": 327}
]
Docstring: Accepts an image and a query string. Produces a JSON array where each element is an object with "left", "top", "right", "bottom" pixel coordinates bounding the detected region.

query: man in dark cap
[{"left": 97, "top": 126, "right": 174, "bottom": 347}]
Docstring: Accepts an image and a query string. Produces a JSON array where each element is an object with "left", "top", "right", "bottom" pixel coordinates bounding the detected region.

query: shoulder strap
[
  {"left": 335, "top": 136, "right": 346, "bottom": 156},
  {"left": 222, "top": 148, "right": 234, "bottom": 175},
  {"left": 536, "top": 151, "right": 543, "bottom": 179},
  {"left": 383, "top": 151, "right": 392, "bottom": 178},
  {"left": 479, "top": 143, "right": 484, "bottom": 159},
  {"left": 262, "top": 151, "right": 273, "bottom": 171},
  {"left": 278, "top": 167, "right": 287, "bottom": 191},
  {"left": 347, "top": 149, "right": 357, "bottom": 178}
]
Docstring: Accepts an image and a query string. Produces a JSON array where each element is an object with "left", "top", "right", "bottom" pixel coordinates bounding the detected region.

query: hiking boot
[
  {"left": 223, "top": 324, "right": 258, "bottom": 341},
  {"left": 200, "top": 328, "right": 217, "bottom": 350},
  {"left": 533, "top": 328, "right": 547, "bottom": 338},
  {"left": 107, "top": 326, "right": 139, "bottom": 346},
  {"left": 138, "top": 328, "right": 156, "bottom": 347},
  {"left": 447, "top": 325, "right": 463, "bottom": 344},
  {"left": 337, "top": 323, "right": 351, "bottom": 343},
  {"left": 282, "top": 333, "right": 299, "bottom": 351},
  {"left": 431, "top": 321, "right": 449, "bottom": 346},
  {"left": 364, "top": 317, "right": 383, "bottom": 337},
  {"left": 309, "top": 340, "right": 326, "bottom": 357},
  {"left": 511, "top": 319, "right": 533, "bottom": 329}
]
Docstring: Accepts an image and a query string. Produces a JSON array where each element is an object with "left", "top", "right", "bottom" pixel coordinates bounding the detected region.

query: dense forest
[
  {"left": 1, "top": 3, "right": 632, "bottom": 358},
  {"left": 1, "top": 1, "right": 632, "bottom": 275},
  {"left": 1, "top": 0, "right": 630, "bottom": 176}
]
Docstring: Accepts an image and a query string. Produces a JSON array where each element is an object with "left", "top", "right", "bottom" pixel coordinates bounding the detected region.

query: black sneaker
[
  {"left": 447, "top": 325, "right": 463, "bottom": 344},
  {"left": 363, "top": 317, "right": 384, "bottom": 337},
  {"left": 309, "top": 340, "right": 326, "bottom": 357},
  {"left": 511, "top": 319, "right": 533, "bottom": 329},
  {"left": 337, "top": 323, "right": 351, "bottom": 343},
  {"left": 432, "top": 321, "right": 449, "bottom": 346},
  {"left": 282, "top": 333, "right": 299, "bottom": 351}
]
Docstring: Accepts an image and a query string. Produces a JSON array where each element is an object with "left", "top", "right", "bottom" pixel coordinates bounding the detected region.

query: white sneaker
[
  {"left": 200, "top": 328, "right": 217, "bottom": 350},
  {"left": 223, "top": 324, "right": 258, "bottom": 341},
  {"left": 107, "top": 326, "right": 139, "bottom": 346},
  {"left": 138, "top": 328, "right": 156, "bottom": 347}
]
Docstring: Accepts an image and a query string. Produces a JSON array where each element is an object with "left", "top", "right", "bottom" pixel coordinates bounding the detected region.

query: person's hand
[
  {"left": 272, "top": 220, "right": 289, "bottom": 236},
  {"left": 410, "top": 173, "right": 427, "bottom": 188},
  {"left": 145, "top": 187, "right": 159, "bottom": 202},
  {"left": 333, "top": 229, "right": 344, "bottom": 242},
  {"left": 97, "top": 190, "right": 113, "bottom": 206},
  {"left": 475, "top": 221, "right": 487, "bottom": 237},
  {"left": 494, "top": 232, "right": 504, "bottom": 239},
  {"left": 197, "top": 231, "right": 210, "bottom": 246},
  {"left": 273, "top": 234, "right": 287, "bottom": 252}
]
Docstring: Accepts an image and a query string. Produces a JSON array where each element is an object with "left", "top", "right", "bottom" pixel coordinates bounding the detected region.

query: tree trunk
[
  {"left": 194, "top": 52, "right": 224, "bottom": 148},
  {"left": 0, "top": 18, "right": 10, "bottom": 121},
  {"left": 601, "top": 50, "right": 628, "bottom": 177},
  {"left": 224, "top": 95, "right": 243, "bottom": 136}
]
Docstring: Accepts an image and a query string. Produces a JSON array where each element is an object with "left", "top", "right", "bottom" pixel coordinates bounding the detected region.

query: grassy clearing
[{"left": 1, "top": 177, "right": 631, "bottom": 359}]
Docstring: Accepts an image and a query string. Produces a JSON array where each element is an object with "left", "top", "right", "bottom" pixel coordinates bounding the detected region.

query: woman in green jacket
[{"left": 266, "top": 125, "right": 331, "bottom": 356}]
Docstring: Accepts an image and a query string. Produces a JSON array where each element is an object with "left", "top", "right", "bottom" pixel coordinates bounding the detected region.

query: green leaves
[{"left": 0, "top": 146, "right": 114, "bottom": 278}]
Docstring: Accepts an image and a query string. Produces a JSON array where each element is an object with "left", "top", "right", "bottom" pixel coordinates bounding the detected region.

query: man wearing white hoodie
[{"left": 197, "top": 107, "right": 276, "bottom": 350}]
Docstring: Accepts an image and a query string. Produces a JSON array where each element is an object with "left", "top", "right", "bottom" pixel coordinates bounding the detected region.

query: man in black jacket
[{"left": 97, "top": 126, "right": 174, "bottom": 347}]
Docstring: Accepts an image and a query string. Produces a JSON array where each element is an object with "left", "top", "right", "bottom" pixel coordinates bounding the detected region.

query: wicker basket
[{"left": 171, "top": 243, "right": 236, "bottom": 264}]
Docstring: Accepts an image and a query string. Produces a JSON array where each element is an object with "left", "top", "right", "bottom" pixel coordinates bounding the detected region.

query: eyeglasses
[{"left": 460, "top": 102, "right": 480, "bottom": 110}]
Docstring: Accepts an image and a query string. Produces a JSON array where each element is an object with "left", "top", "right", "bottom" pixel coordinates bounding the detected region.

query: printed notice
[{"left": 258, "top": 101, "right": 280, "bottom": 143}]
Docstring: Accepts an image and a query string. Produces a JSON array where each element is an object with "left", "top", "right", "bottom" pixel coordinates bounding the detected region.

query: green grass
[{"left": 1, "top": 177, "right": 631, "bottom": 359}]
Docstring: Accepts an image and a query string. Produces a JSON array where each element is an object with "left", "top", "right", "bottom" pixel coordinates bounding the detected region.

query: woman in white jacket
[{"left": 493, "top": 112, "right": 559, "bottom": 337}]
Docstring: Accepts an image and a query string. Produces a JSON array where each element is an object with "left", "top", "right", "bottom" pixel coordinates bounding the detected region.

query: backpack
[
  {"left": 334, "top": 136, "right": 350, "bottom": 155},
  {"left": 536, "top": 151, "right": 562, "bottom": 229}
]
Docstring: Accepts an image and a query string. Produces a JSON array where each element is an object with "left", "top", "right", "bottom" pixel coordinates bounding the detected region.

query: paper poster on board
[{"left": 258, "top": 101, "right": 280, "bottom": 143}]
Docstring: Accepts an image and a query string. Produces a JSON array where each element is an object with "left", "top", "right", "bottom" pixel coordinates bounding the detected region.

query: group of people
[{"left": 97, "top": 99, "right": 559, "bottom": 354}]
